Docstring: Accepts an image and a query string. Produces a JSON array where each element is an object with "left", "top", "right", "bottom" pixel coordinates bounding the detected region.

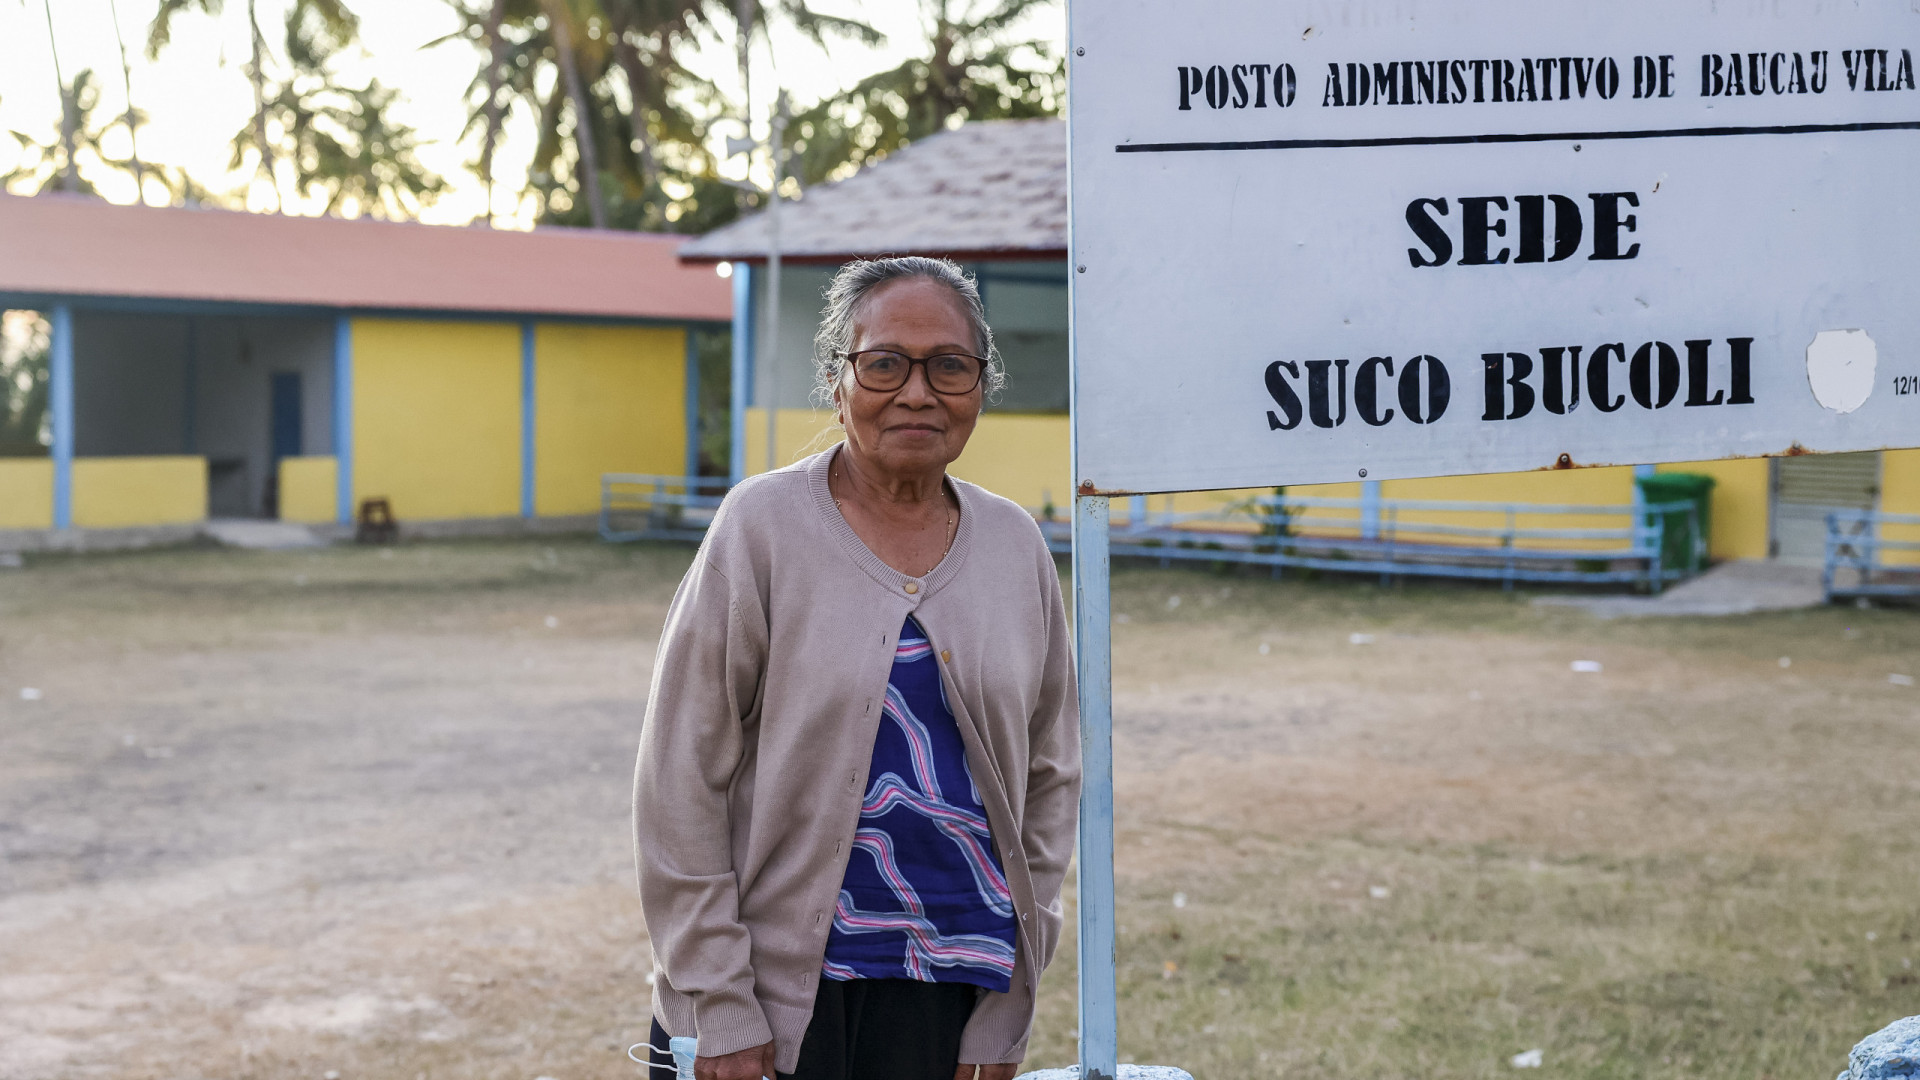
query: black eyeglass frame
[{"left": 835, "top": 349, "right": 990, "bottom": 396}]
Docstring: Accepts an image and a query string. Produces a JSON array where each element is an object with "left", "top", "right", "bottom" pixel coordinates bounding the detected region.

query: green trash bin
[{"left": 1636, "top": 472, "right": 1716, "bottom": 575}]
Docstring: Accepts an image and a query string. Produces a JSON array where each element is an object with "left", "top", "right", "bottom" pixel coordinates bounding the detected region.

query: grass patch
[{"left": 1027, "top": 836, "right": 1917, "bottom": 1079}]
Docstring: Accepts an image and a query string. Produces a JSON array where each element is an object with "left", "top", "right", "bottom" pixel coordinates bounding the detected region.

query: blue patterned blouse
[{"left": 820, "top": 616, "right": 1018, "bottom": 992}]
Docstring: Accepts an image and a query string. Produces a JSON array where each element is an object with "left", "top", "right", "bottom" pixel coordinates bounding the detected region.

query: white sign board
[{"left": 1068, "top": 0, "right": 1920, "bottom": 494}]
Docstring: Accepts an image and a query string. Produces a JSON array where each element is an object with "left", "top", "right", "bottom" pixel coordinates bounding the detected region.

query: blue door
[{"left": 270, "top": 372, "right": 302, "bottom": 461}]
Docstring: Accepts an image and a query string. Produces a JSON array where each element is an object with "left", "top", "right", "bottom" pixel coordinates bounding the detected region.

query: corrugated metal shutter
[
  {"left": 1776, "top": 452, "right": 1881, "bottom": 507},
  {"left": 1772, "top": 452, "right": 1881, "bottom": 564}
]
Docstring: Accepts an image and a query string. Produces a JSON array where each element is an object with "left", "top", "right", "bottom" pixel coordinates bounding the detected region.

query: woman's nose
[{"left": 895, "top": 364, "right": 937, "bottom": 404}]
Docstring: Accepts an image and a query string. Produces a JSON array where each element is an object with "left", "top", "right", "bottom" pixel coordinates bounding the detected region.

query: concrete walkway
[
  {"left": 199, "top": 519, "right": 330, "bottom": 550},
  {"left": 1533, "top": 559, "right": 1827, "bottom": 618}
]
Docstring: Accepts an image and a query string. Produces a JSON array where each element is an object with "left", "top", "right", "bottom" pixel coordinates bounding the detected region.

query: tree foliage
[
  {"left": 0, "top": 315, "right": 49, "bottom": 458},
  {"left": 434, "top": 0, "right": 1059, "bottom": 232},
  {"left": 20, "top": 0, "right": 1061, "bottom": 226},
  {"left": 4, "top": 68, "right": 244, "bottom": 207},
  {"left": 4, "top": 70, "right": 124, "bottom": 196},
  {"left": 434, "top": 0, "right": 867, "bottom": 232},
  {"left": 145, "top": 0, "right": 226, "bottom": 59},
  {"left": 230, "top": 2, "right": 446, "bottom": 218},
  {"left": 787, "top": 0, "right": 1063, "bottom": 186},
  {"left": 145, "top": 0, "right": 441, "bottom": 216}
]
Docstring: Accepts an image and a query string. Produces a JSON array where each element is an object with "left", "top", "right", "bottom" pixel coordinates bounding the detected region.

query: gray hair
[{"left": 811, "top": 257, "right": 1006, "bottom": 407}]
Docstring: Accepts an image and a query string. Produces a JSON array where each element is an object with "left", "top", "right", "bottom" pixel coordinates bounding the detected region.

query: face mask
[
  {"left": 1013, "top": 1060, "right": 1190, "bottom": 1068},
  {"left": 669, "top": 1036, "right": 700, "bottom": 1079},
  {"left": 628, "top": 1035, "right": 766, "bottom": 1080}
]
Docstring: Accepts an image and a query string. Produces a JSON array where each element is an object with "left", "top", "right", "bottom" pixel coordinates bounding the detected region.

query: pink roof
[{"left": 0, "top": 193, "right": 731, "bottom": 322}]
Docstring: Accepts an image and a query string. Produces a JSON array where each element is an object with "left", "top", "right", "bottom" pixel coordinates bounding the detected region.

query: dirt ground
[{"left": 1, "top": 538, "right": 1915, "bottom": 1080}]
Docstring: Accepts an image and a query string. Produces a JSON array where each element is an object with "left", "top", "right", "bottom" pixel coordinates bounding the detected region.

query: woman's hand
[
  {"left": 696, "top": 1041, "right": 775, "bottom": 1080},
  {"left": 953, "top": 1064, "right": 1020, "bottom": 1080}
]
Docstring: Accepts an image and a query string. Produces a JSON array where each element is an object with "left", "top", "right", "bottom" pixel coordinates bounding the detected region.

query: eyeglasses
[{"left": 837, "top": 349, "right": 987, "bottom": 395}]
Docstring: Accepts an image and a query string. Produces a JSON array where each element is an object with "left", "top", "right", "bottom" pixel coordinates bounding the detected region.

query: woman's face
[{"left": 834, "top": 276, "right": 984, "bottom": 480}]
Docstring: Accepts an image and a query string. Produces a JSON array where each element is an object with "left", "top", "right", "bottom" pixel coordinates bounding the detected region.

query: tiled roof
[
  {"left": 679, "top": 118, "right": 1066, "bottom": 263},
  {"left": 0, "top": 193, "right": 732, "bottom": 321}
]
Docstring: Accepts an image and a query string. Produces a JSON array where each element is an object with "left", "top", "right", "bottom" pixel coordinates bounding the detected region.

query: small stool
[{"left": 355, "top": 497, "right": 398, "bottom": 544}]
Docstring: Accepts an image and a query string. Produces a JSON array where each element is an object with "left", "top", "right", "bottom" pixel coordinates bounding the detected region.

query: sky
[{"left": 0, "top": 0, "right": 1062, "bottom": 227}]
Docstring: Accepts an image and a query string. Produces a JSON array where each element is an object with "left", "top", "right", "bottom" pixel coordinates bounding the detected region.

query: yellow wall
[
  {"left": 72, "top": 456, "right": 206, "bottom": 528},
  {"left": 1881, "top": 448, "right": 1920, "bottom": 567},
  {"left": 730, "top": 407, "right": 1857, "bottom": 563},
  {"left": 740, "top": 407, "right": 843, "bottom": 478},
  {"left": 740, "top": 409, "right": 1136, "bottom": 517},
  {"left": 278, "top": 456, "right": 337, "bottom": 524},
  {"left": 741, "top": 409, "right": 1265, "bottom": 523},
  {"left": 351, "top": 318, "right": 520, "bottom": 521},
  {"left": 534, "top": 325, "right": 687, "bottom": 516},
  {"left": 0, "top": 458, "right": 53, "bottom": 529},
  {"left": 1371, "top": 468, "right": 1634, "bottom": 551},
  {"left": 1657, "top": 458, "right": 1771, "bottom": 561},
  {"left": 951, "top": 413, "right": 1072, "bottom": 512}
]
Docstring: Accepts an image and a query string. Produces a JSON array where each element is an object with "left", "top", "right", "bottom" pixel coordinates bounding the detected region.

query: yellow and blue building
[
  {"left": 0, "top": 192, "right": 729, "bottom": 539},
  {"left": 682, "top": 119, "right": 1917, "bottom": 569}
]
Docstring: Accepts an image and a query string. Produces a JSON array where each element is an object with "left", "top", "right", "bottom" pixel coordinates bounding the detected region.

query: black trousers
[{"left": 651, "top": 978, "right": 979, "bottom": 1080}]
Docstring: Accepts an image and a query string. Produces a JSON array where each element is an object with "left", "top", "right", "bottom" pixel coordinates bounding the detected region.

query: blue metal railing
[
  {"left": 1037, "top": 494, "right": 1699, "bottom": 592},
  {"left": 599, "top": 474, "right": 731, "bottom": 543},
  {"left": 1823, "top": 509, "right": 1920, "bottom": 602},
  {"left": 602, "top": 477, "right": 1702, "bottom": 593}
]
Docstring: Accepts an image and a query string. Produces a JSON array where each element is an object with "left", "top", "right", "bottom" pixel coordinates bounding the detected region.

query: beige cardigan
[{"left": 633, "top": 446, "right": 1080, "bottom": 1072}]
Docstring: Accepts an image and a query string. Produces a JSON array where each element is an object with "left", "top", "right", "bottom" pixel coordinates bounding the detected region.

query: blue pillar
[
  {"left": 332, "top": 314, "right": 353, "bottom": 524},
  {"left": 684, "top": 326, "right": 701, "bottom": 479},
  {"left": 50, "top": 305, "right": 74, "bottom": 530},
  {"left": 521, "top": 321, "right": 537, "bottom": 518},
  {"left": 1633, "top": 463, "right": 1656, "bottom": 509},
  {"left": 728, "top": 264, "right": 753, "bottom": 485},
  {"left": 1361, "top": 478, "right": 1382, "bottom": 540}
]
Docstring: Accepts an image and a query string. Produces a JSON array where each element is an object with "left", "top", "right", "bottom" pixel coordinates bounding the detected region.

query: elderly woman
[{"left": 635, "top": 257, "right": 1080, "bottom": 1080}]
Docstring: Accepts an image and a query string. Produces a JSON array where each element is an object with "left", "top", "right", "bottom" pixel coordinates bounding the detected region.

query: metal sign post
[
  {"left": 1061, "top": 1, "right": 1918, "bottom": 1076},
  {"left": 1070, "top": 494, "right": 1117, "bottom": 1080}
]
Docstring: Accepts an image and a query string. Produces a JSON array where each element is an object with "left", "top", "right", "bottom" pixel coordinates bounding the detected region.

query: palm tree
[
  {"left": 147, "top": 0, "right": 276, "bottom": 203},
  {"left": 787, "top": 0, "right": 1062, "bottom": 185},
  {"left": 4, "top": 67, "right": 234, "bottom": 206},
  {"left": 433, "top": 0, "right": 878, "bottom": 232},
  {"left": 476, "top": 0, "right": 509, "bottom": 223},
  {"left": 106, "top": 0, "right": 148, "bottom": 202},
  {"left": 4, "top": 70, "right": 145, "bottom": 197},
  {"left": 149, "top": 0, "right": 359, "bottom": 210},
  {"left": 436, "top": 0, "right": 698, "bottom": 228},
  {"left": 38, "top": 0, "right": 80, "bottom": 192},
  {"left": 541, "top": 0, "right": 607, "bottom": 227},
  {"left": 148, "top": 0, "right": 275, "bottom": 205},
  {"left": 230, "top": 1, "right": 442, "bottom": 218},
  {"left": 724, "top": 0, "right": 883, "bottom": 125}
]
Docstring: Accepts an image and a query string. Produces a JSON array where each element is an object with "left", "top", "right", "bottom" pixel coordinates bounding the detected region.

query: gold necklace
[{"left": 834, "top": 468, "right": 956, "bottom": 576}]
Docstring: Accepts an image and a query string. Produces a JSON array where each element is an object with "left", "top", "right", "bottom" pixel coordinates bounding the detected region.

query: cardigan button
[
  {"left": 940, "top": 650, "right": 951, "bottom": 663},
  {"left": 903, "top": 581, "right": 919, "bottom": 594}
]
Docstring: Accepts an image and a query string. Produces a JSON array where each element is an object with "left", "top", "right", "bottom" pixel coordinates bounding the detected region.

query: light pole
[
  {"left": 762, "top": 92, "right": 789, "bottom": 476},
  {"left": 725, "top": 90, "right": 791, "bottom": 477}
]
